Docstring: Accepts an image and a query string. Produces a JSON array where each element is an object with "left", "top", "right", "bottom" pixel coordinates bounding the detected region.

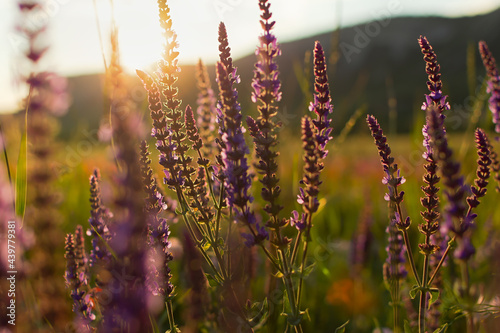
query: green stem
[
  {"left": 296, "top": 211, "right": 312, "bottom": 309},
  {"left": 181, "top": 211, "right": 223, "bottom": 283},
  {"left": 295, "top": 237, "right": 309, "bottom": 309},
  {"left": 419, "top": 253, "right": 430, "bottom": 333},
  {"left": 290, "top": 230, "right": 303, "bottom": 266},
  {"left": 165, "top": 300, "right": 177, "bottom": 332},
  {"left": 428, "top": 236, "right": 455, "bottom": 286},
  {"left": 394, "top": 278, "right": 400, "bottom": 333}
]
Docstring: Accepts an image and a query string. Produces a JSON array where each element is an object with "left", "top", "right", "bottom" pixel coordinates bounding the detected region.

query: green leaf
[
  {"left": 204, "top": 273, "right": 221, "bottom": 287},
  {"left": 285, "top": 312, "right": 303, "bottom": 326},
  {"left": 247, "top": 298, "right": 269, "bottom": 329},
  {"left": 428, "top": 288, "right": 440, "bottom": 307},
  {"left": 433, "top": 323, "right": 449, "bottom": 333},
  {"left": 149, "top": 314, "right": 160, "bottom": 333},
  {"left": 300, "top": 262, "right": 316, "bottom": 279},
  {"left": 15, "top": 131, "right": 27, "bottom": 225},
  {"left": 272, "top": 271, "right": 284, "bottom": 278},
  {"left": 334, "top": 320, "right": 349, "bottom": 333},
  {"left": 404, "top": 320, "right": 416, "bottom": 333},
  {"left": 409, "top": 284, "right": 420, "bottom": 299}
]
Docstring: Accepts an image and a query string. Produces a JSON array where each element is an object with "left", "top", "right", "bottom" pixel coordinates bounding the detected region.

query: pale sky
[{"left": 1, "top": 0, "right": 499, "bottom": 112}]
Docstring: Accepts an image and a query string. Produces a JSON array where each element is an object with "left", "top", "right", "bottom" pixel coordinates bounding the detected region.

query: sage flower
[
  {"left": 418, "top": 36, "right": 450, "bottom": 113},
  {"left": 479, "top": 41, "right": 500, "bottom": 134},
  {"left": 87, "top": 169, "right": 113, "bottom": 266},
  {"left": 310, "top": 41, "right": 334, "bottom": 155},
  {"left": 247, "top": 0, "right": 284, "bottom": 223}
]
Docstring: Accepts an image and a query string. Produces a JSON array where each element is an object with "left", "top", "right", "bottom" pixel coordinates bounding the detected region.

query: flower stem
[
  {"left": 428, "top": 236, "right": 455, "bottom": 286},
  {"left": 419, "top": 252, "right": 430, "bottom": 333}
]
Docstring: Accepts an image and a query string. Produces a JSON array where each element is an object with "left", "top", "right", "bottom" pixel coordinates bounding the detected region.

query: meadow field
[{"left": 1, "top": 0, "right": 500, "bottom": 332}]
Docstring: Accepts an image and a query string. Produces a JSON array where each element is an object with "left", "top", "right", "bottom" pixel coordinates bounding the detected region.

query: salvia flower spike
[
  {"left": 418, "top": 36, "right": 450, "bottom": 113},
  {"left": 426, "top": 105, "right": 474, "bottom": 260},
  {"left": 248, "top": 0, "right": 284, "bottom": 224},
  {"left": 479, "top": 41, "right": 500, "bottom": 134},
  {"left": 310, "top": 41, "right": 334, "bottom": 155}
]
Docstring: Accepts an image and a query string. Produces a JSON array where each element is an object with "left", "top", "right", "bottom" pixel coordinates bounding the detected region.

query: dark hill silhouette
[{"left": 9, "top": 8, "right": 500, "bottom": 140}]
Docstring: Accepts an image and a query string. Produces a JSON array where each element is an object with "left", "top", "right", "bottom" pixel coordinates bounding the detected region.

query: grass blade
[{"left": 15, "top": 131, "right": 27, "bottom": 225}]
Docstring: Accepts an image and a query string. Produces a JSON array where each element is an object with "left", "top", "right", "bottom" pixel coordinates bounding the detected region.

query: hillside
[{"left": 15, "top": 8, "right": 500, "bottom": 140}]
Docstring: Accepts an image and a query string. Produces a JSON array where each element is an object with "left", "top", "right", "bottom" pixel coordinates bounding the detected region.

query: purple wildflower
[
  {"left": 216, "top": 60, "right": 267, "bottom": 245},
  {"left": 216, "top": 62, "right": 251, "bottom": 210},
  {"left": 218, "top": 22, "right": 239, "bottom": 85},
  {"left": 290, "top": 210, "right": 307, "bottom": 231},
  {"left": 64, "top": 230, "right": 95, "bottom": 328},
  {"left": 418, "top": 123, "right": 441, "bottom": 256},
  {"left": 309, "top": 41, "right": 334, "bottom": 155},
  {"left": 466, "top": 128, "right": 491, "bottom": 215},
  {"left": 418, "top": 36, "right": 450, "bottom": 113},
  {"left": 426, "top": 106, "right": 474, "bottom": 261},
  {"left": 247, "top": 0, "right": 284, "bottom": 225},
  {"left": 298, "top": 116, "right": 322, "bottom": 218},
  {"left": 17, "top": 0, "right": 71, "bottom": 328},
  {"left": 99, "top": 28, "right": 150, "bottom": 332},
  {"left": 366, "top": 115, "right": 410, "bottom": 230},
  {"left": 479, "top": 41, "right": 500, "bottom": 134},
  {"left": 487, "top": 141, "right": 500, "bottom": 192},
  {"left": 87, "top": 169, "right": 113, "bottom": 266},
  {"left": 140, "top": 141, "right": 174, "bottom": 298}
]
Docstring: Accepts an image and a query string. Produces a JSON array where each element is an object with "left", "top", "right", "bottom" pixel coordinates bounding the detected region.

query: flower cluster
[
  {"left": 426, "top": 106, "right": 473, "bottom": 260},
  {"left": 366, "top": 115, "right": 409, "bottom": 229},
  {"left": 140, "top": 141, "right": 174, "bottom": 297},
  {"left": 418, "top": 36, "right": 450, "bottom": 113},
  {"left": 479, "top": 41, "right": 500, "bottom": 134},
  {"left": 466, "top": 129, "right": 492, "bottom": 215},
  {"left": 216, "top": 62, "right": 260, "bottom": 231},
  {"left": 294, "top": 41, "right": 334, "bottom": 234},
  {"left": 310, "top": 41, "right": 334, "bottom": 155},
  {"left": 247, "top": 0, "right": 284, "bottom": 224},
  {"left": 17, "top": 1, "right": 71, "bottom": 330},
  {"left": 87, "top": 169, "right": 113, "bottom": 266},
  {"left": 64, "top": 227, "right": 95, "bottom": 328}
]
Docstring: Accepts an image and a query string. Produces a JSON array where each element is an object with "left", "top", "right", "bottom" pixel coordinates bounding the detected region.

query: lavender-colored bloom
[
  {"left": 99, "top": 27, "right": 150, "bottom": 332},
  {"left": 298, "top": 116, "right": 322, "bottom": 217},
  {"left": 426, "top": 106, "right": 467, "bottom": 231},
  {"left": 17, "top": 1, "right": 71, "bottom": 328},
  {"left": 290, "top": 210, "right": 307, "bottom": 231},
  {"left": 418, "top": 36, "right": 450, "bottom": 113},
  {"left": 218, "top": 22, "right": 239, "bottom": 85},
  {"left": 366, "top": 115, "right": 410, "bottom": 230},
  {"left": 64, "top": 231, "right": 95, "bottom": 327},
  {"left": 479, "top": 41, "right": 500, "bottom": 134},
  {"left": 466, "top": 128, "right": 491, "bottom": 213},
  {"left": 87, "top": 169, "right": 113, "bottom": 266},
  {"left": 216, "top": 59, "right": 268, "bottom": 245},
  {"left": 309, "top": 41, "right": 334, "bottom": 156},
  {"left": 419, "top": 122, "right": 441, "bottom": 256},
  {"left": 216, "top": 62, "right": 252, "bottom": 210},
  {"left": 247, "top": 0, "right": 284, "bottom": 222},
  {"left": 426, "top": 106, "right": 476, "bottom": 261},
  {"left": 140, "top": 141, "right": 174, "bottom": 297}
]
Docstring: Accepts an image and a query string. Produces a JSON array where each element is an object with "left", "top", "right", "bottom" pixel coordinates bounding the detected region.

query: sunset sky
[{"left": 0, "top": 0, "right": 499, "bottom": 112}]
